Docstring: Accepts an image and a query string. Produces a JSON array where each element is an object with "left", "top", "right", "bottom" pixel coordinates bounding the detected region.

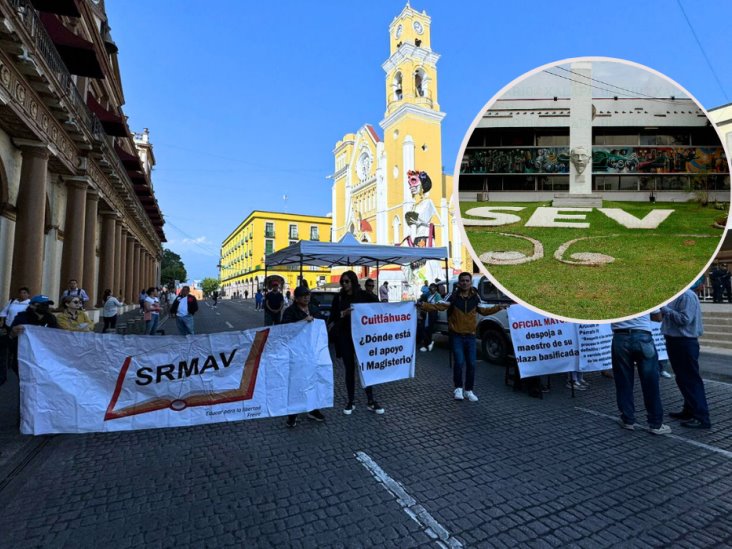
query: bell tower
[{"left": 380, "top": 3, "right": 445, "bottom": 244}]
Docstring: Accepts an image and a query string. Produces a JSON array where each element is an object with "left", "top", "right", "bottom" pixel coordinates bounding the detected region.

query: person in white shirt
[
  {"left": 0, "top": 286, "right": 30, "bottom": 385},
  {"left": 101, "top": 289, "right": 125, "bottom": 332},
  {"left": 144, "top": 287, "right": 161, "bottom": 335}
]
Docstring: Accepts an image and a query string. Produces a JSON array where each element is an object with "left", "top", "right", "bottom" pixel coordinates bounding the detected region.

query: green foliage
[
  {"left": 161, "top": 248, "right": 187, "bottom": 286},
  {"left": 201, "top": 277, "right": 220, "bottom": 295}
]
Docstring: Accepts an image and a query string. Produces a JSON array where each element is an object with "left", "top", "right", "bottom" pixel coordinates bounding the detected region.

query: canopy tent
[{"left": 264, "top": 233, "right": 451, "bottom": 289}]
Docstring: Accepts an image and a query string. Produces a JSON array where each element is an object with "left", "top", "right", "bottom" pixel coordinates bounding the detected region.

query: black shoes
[
  {"left": 367, "top": 401, "right": 385, "bottom": 414},
  {"left": 669, "top": 410, "right": 694, "bottom": 421},
  {"left": 680, "top": 418, "right": 711, "bottom": 429},
  {"left": 286, "top": 416, "right": 297, "bottom": 428},
  {"left": 307, "top": 410, "right": 325, "bottom": 422}
]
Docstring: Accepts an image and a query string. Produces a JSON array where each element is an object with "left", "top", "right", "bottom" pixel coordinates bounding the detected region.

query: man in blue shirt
[
  {"left": 660, "top": 283, "right": 710, "bottom": 429},
  {"left": 611, "top": 312, "right": 670, "bottom": 435}
]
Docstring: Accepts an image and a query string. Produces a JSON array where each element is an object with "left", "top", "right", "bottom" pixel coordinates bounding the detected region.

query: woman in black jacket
[{"left": 329, "top": 270, "right": 384, "bottom": 415}]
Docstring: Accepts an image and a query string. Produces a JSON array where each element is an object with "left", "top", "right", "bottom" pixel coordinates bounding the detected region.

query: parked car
[
  {"left": 432, "top": 274, "right": 514, "bottom": 364},
  {"left": 309, "top": 290, "right": 337, "bottom": 322}
]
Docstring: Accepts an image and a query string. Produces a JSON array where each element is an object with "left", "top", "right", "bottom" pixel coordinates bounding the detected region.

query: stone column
[
  {"left": 82, "top": 191, "right": 99, "bottom": 306},
  {"left": 60, "top": 178, "right": 88, "bottom": 292},
  {"left": 125, "top": 236, "right": 135, "bottom": 303},
  {"left": 98, "top": 213, "right": 117, "bottom": 306},
  {"left": 132, "top": 242, "right": 141, "bottom": 302},
  {"left": 113, "top": 222, "right": 123, "bottom": 295},
  {"left": 118, "top": 228, "right": 127, "bottom": 301},
  {"left": 10, "top": 142, "right": 50, "bottom": 295}
]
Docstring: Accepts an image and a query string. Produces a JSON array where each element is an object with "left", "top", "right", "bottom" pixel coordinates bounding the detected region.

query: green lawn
[{"left": 460, "top": 201, "right": 727, "bottom": 320}]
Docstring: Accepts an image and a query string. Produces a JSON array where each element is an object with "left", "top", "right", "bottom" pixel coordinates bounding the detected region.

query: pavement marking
[
  {"left": 225, "top": 321, "right": 233, "bottom": 328},
  {"left": 575, "top": 407, "right": 732, "bottom": 459},
  {"left": 355, "top": 451, "right": 463, "bottom": 548}
]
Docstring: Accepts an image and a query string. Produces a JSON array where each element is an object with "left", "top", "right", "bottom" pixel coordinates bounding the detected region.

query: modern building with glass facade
[
  {"left": 460, "top": 77, "right": 729, "bottom": 203},
  {"left": 219, "top": 211, "right": 331, "bottom": 297}
]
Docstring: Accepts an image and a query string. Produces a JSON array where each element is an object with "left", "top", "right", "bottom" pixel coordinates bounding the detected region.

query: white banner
[
  {"left": 508, "top": 306, "right": 668, "bottom": 377},
  {"left": 19, "top": 321, "right": 333, "bottom": 435},
  {"left": 351, "top": 302, "right": 417, "bottom": 387}
]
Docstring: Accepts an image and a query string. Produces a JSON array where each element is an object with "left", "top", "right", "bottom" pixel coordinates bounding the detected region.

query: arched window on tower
[
  {"left": 414, "top": 69, "right": 425, "bottom": 98},
  {"left": 392, "top": 215, "right": 401, "bottom": 244},
  {"left": 393, "top": 71, "right": 403, "bottom": 101}
]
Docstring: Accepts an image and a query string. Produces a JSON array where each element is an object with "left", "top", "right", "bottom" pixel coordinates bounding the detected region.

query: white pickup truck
[{"left": 431, "top": 274, "right": 514, "bottom": 364}]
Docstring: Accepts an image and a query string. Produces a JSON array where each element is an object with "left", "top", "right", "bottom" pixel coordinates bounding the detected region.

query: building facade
[
  {"left": 330, "top": 4, "right": 467, "bottom": 287},
  {"left": 460, "top": 63, "right": 730, "bottom": 203},
  {"left": 0, "top": 0, "right": 164, "bottom": 310},
  {"left": 220, "top": 211, "right": 331, "bottom": 297}
]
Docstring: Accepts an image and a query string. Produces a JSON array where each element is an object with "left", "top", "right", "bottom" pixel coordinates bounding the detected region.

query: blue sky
[{"left": 105, "top": 0, "right": 732, "bottom": 279}]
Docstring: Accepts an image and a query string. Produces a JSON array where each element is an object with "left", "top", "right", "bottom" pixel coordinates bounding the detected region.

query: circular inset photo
[{"left": 456, "top": 57, "right": 730, "bottom": 322}]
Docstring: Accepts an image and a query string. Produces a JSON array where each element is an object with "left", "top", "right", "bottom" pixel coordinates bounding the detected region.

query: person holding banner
[
  {"left": 611, "top": 313, "right": 671, "bottom": 435},
  {"left": 660, "top": 283, "right": 711, "bottom": 429},
  {"left": 282, "top": 286, "right": 326, "bottom": 427},
  {"left": 418, "top": 272, "right": 506, "bottom": 402},
  {"left": 330, "top": 270, "right": 384, "bottom": 415}
]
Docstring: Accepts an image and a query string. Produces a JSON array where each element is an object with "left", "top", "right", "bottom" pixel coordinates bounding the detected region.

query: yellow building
[
  {"left": 331, "top": 4, "right": 468, "bottom": 290},
  {"left": 220, "top": 211, "right": 332, "bottom": 297}
]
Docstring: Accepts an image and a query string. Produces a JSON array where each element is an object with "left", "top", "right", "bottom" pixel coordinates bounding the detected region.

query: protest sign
[
  {"left": 351, "top": 302, "right": 417, "bottom": 387},
  {"left": 509, "top": 305, "right": 668, "bottom": 377},
  {"left": 18, "top": 321, "right": 332, "bottom": 435},
  {"left": 507, "top": 305, "right": 579, "bottom": 377}
]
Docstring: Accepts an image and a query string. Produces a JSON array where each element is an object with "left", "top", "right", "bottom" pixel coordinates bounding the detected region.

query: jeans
[
  {"left": 451, "top": 334, "right": 477, "bottom": 391},
  {"left": 103, "top": 315, "right": 117, "bottom": 332},
  {"left": 145, "top": 314, "right": 159, "bottom": 335},
  {"left": 665, "top": 336, "right": 710, "bottom": 426},
  {"left": 176, "top": 314, "right": 195, "bottom": 335},
  {"left": 611, "top": 331, "right": 663, "bottom": 428},
  {"left": 264, "top": 310, "right": 281, "bottom": 326}
]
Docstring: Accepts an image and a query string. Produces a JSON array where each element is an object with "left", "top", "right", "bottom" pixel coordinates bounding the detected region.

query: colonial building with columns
[
  {"left": 0, "top": 0, "right": 164, "bottom": 314},
  {"left": 330, "top": 4, "right": 468, "bottom": 290}
]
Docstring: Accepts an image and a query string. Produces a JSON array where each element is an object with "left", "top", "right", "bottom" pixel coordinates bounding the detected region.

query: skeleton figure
[{"left": 405, "top": 170, "right": 439, "bottom": 247}]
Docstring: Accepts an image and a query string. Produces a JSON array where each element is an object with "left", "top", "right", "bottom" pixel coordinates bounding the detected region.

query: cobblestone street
[{"left": 1, "top": 299, "right": 731, "bottom": 548}]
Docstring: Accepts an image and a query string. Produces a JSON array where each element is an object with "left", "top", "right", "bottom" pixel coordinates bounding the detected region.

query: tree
[
  {"left": 161, "top": 248, "right": 187, "bottom": 286},
  {"left": 201, "top": 277, "right": 220, "bottom": 296}
]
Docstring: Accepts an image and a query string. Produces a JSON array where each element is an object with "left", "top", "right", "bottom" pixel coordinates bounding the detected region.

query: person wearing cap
[
  {"left": 264, "top": 282, "right": 284, "bottom": 326},
  {"left": 9, "top": 295, "right": 59, "bottom": 375},
  {"left": 611, "top": 312, "right": 671, "bottom": 435},
  {"left": 281, "top": 286, "right": 326, "bottom": 427}
]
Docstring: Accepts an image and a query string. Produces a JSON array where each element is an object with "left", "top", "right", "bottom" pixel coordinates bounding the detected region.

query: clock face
[
  {"left": 413, "top": 21, "right": 423, "bottom": 35},
  {"left": 395, "top": 24, "right": 403, "bottom": 39}
]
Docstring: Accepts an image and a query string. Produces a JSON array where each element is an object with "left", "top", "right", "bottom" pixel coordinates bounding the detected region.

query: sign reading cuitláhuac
[
  {"left": 351, "top": 302, "right": 417, "bottom": 387},
  {"left": 18, "top": 322, "right": 333, "bottom": 435}
]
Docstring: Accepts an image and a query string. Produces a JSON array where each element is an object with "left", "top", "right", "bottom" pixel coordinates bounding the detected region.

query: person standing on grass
[
  {"left": 282, "top": 286, "right": 326, "bottom": 428},
  {"left": 418, "top": 272, "right": 506, "bottom": 402}
]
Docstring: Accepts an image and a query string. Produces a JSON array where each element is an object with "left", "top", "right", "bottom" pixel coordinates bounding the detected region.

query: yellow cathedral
[{"left": 331, "top": 4, "right": 467, "bottom": 291}]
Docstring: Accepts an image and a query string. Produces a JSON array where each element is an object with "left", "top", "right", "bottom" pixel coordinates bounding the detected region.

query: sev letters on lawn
[{"left": 18, "top": 321, "right": 332, "bottom": 435}]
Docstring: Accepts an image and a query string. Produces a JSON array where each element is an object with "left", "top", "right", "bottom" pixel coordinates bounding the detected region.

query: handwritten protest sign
[
  {"left": 351, "top": 302, "right": 417, "bottom": 387},
  {"left": 18, "top": 321, "right": 332, "bottom": 435},
  {"left": 509, "top": 305, "right": 668, "bottom": 377}
]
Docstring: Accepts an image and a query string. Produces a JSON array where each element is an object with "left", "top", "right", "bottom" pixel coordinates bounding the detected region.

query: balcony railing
[
  {"left": 264, "top": 231, "right": 275, "bottom": 238},
  {"left": 289, "top": 230, "right": 299, "bottom": 239}
]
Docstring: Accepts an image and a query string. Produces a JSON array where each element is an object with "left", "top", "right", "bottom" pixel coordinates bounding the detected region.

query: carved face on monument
[{"left": 570, "top": 146, "right": 590, "bottom": 175}]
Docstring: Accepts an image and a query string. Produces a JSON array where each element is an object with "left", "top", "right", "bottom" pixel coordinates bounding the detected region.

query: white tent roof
[{"left": 265, "top": 233, "right": 449, "bottom": 268}]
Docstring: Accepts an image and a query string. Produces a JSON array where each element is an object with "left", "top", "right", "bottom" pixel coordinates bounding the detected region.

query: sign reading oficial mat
[{"left": 19, "top": 322, "right": 332, "bottom": 435}]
